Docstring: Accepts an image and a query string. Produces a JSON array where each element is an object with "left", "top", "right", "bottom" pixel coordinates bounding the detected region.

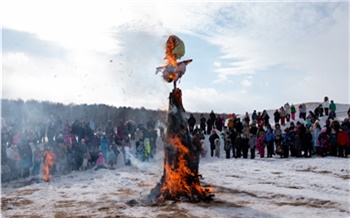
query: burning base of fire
[{"left": 145, "top": 88, "right": 214, "bottom": 203}]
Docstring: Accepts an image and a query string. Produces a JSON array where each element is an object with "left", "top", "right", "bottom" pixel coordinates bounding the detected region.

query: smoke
[{"left": 127, "top": 147, "right": 164, "bottom": 172}]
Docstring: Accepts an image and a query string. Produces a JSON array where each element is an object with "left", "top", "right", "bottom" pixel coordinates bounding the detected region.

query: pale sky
[{"left": 2, "top": 0, "right": 349, "bottom": 114}]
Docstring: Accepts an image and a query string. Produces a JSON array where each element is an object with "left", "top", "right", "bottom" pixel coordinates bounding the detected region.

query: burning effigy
[
  {"left": 155, "top": 35, "right": 192, "bottom": 89},
  {"left": 148, "top": 35, "right": 214, "bottom": 203}
]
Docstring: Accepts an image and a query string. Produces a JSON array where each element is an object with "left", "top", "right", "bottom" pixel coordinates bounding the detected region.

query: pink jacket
[{"left": 96, "top": 155, "right": 105, "bottom": 166}]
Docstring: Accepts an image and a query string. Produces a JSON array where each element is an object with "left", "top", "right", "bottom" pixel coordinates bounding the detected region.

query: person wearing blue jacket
[{"left": 265, "top": 129, "right": 275, "bottom": 158}]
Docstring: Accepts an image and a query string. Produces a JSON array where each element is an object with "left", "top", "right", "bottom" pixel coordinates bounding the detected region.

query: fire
[
  {"left": 165, "top": 35, "right": 178, "bottom": 67},
  {"left": 149, "top": 36, "right": 214, "bottom": 203},
  {"left": 159, "top": 135, "right": 213, "bottom": 201},
  {"left": 42, "top": 151, "right": 55, "bottom": 182}
]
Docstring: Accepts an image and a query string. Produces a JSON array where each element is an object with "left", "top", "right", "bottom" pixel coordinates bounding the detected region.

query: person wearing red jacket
[{"left": 337, "top": 127, "right": 349, "bottom": 157}]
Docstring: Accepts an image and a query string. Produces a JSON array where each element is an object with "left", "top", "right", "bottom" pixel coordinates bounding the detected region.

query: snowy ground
[
  {"left": 1, "top": 142, "right": 350, "bottom": 218},
  {"left": 2, "top": 102, "right": 350, "bottom": 218}
]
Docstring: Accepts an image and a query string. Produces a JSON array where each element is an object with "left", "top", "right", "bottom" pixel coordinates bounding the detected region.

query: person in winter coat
[
  {"left": 206, "top": 118, "right": 214, "bottom": 135},
  {"left": 235, "top": 134, "right": 243, "bottom": 158},
  {"left": 262, "top": 110, "right": 270, "bottom": 127},
  {"left": 251, "top": 110, "right": 258, "bottom": 124},
  {"left": 323, "top": 96, "right": 330, "bottom": 116},
  {"left": 243, "top": 112, "right": 250, "bottom": 126},
  {"left": 292, "top": 129, "right": 302, "bottom": 157},
  {"left": 265, "top": 129, "right": 275, "bottom": 158},
  {"left": 95, "top": 152, "right": 108, "bottom": 170},
  {"left": 302, "top": 128, "right": 313, "bottom": 157},
  {"left": 302, "top": 104, "right": 307, "bottom": 120},
  {"left": 284, "top": 102, "right": 291, "bottom": 122},
  {"left": 224, "top": 132, "right": 231, "bottom": 159},
  {"left": 290, "top": 104, "right": 296, "bottom": 120},
  {"left": 256, "top": 132, "right": 266, "bottom": 158},
  {"left": 282, "top": 128, "right": 293, "bottom": 158},
  {"left": 241, "top": 134, "right": 249, "bottom": 159},
  {"left": 248, "top": 133, "right": 257, "bottom": 159},
  {"left": 273, "top": 109, "right": 281, "bottom": 124},
  {"left": 329, "top": 100, "right": 336, "bottom": 116},
  {"left": 215, "top": 116, "right": 223, "bottom": 132},
  {"left": 187, "top": 114, "right": 196, "bottom": 133},
  {"left": 209, "top": 130, "right": 219, "bottom": 157},
  {"left": 314, "top": 104, "right": 324, "bottom": 118},
  {"left": 337, "top": 126, "right": 349, "bottom": 157},
  {"left": 199, "top": 114, "right": 207, "bottom": 134},
  {"left": 318, "top": 127, "right": 330, "bottom": 157},
  {"left": 229, "top": 129, "right": 238, "bottom": 158},
  {"left": 274, "top": 124, "right": 283, "bottom": 155},
  {"left": 328, "top": 109, "right": 336, "bottom": 120},
  {"left": 329, "top": 127, "right": 338, "bottom": 156},
  {"left": 311, "top": 122, "right": 322, "bottom": 155}
]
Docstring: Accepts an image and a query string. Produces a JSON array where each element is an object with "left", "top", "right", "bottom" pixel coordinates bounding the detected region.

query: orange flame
[
  {"left": 42, "top": 151, "right": 55, "bottom": 182},
  {"left": 159, "top": 135, "right": 213, "bottom": 201},
  {"left": 165, "top": 36, "right": 178, "bottom": 67}
]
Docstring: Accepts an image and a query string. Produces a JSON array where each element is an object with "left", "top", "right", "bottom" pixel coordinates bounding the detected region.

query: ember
[{"left": 148, "top": 36, "right": 214, "bottom": 203}]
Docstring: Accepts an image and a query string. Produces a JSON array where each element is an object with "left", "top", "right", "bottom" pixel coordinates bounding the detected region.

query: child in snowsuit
[
  {"left": 256, "top": 132, "right": 266, "bottom": 158},
  {"left": 248, "top": 133, "right": 257, "bottom": 159},
  {"left": 95, "top": 152, "right": 107, "bottom": 170}
]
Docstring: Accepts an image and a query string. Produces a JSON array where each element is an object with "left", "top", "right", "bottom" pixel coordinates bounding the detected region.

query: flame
[
  {"left": 42, "top": 151, "right": 55, "bottom": 182},
  {"left": 159, "top": 135, "right": 213, "bottom": 201},
  {"left": 165, "top": 35, "right": 178, "bottom": 67}
]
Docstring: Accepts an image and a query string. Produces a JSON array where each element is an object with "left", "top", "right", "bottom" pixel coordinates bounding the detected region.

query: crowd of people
[
  {"left": 1, "top": 115, "right": 161, "bottom": 182},
  {"left": 199, "top": 98, "right": 350, "bottom": 160},
  {"left": 1, "top": 97, "right": 350, "bottom": 183}
]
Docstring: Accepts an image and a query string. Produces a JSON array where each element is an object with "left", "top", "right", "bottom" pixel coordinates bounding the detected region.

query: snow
[{"left": 1, "top": 102, "right": 350, "bottom": 218}]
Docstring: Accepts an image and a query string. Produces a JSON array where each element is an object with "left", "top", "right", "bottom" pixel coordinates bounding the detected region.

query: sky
[{"left": 1, "top": 0, "right": 349, "bottom": 115}]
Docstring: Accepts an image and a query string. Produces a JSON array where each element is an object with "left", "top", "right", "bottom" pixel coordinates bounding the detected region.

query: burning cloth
[{"left": 156, "top": 35, "right": 192, "bottom": 85}]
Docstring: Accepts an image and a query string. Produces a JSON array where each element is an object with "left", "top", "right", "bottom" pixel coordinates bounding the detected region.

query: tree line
[{"left": 1, "top": 99, "right": 226, "bottom": 131}]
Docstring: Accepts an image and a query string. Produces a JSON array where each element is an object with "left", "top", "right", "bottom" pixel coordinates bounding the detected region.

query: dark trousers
[
  {"left": 266, "top": 141, "right": 274, "bottom": 157},
  {"left": 250, "top": 148, "right": 255, "bottom": 159},
  {"left": 338, "top": 146, "right": 346, "bottom": 157},
  {"left": 283, "top": 146, "right": 289, "bottom": 158},
  {"left": 225, "top": 150, "right": 230, "bottom": 159}
]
